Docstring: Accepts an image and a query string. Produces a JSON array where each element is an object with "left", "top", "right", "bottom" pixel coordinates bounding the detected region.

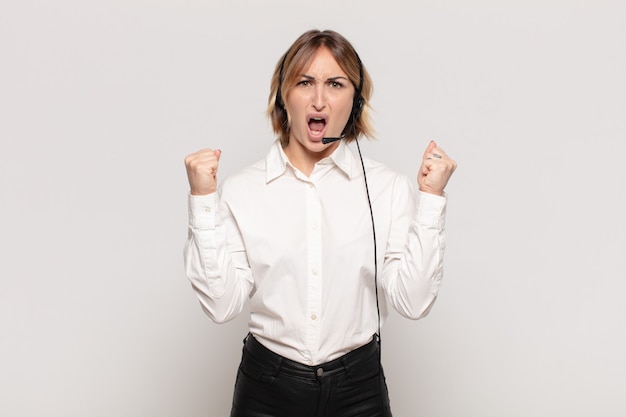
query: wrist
[{"left": 418, "top": 186, "right": 443, "bottom": 197}]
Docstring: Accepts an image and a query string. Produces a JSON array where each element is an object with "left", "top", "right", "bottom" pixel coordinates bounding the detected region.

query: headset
[{"left": 275, "top": 47, "right": 365, "bottom": 141}]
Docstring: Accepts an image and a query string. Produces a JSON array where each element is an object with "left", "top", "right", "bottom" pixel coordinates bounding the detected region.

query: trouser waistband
[{"left": 243, "top": 334, "right": 379, "bottom": 381}]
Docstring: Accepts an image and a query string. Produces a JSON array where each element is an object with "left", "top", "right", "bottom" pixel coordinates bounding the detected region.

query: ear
[{"left": 352, "top": 95, "right": 364, "bottom": 120}]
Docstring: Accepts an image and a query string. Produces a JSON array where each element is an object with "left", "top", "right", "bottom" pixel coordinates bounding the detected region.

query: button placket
[{"left": 305, "top": 179, "right": 322, "bottom": 361}]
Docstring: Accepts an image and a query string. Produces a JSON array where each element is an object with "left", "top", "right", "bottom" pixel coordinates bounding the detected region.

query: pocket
[{"left": 238, "top": 350, "right": 279, "bottom": 385}]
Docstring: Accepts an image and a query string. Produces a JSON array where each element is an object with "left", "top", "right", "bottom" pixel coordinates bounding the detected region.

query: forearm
[{"left": 383, "top": 190, "right": 447, "bottom": 320}]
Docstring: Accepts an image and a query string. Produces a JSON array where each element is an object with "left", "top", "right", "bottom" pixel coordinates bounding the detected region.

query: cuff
[
  {"left": 416, "top": 191, "right": 447, "bottom": 228},
  {"left": 188, "top": 193, "right": 217, "bottom": 229}
]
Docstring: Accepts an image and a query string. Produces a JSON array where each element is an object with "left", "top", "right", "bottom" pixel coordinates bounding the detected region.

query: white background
[{"left": 1, "top": 1, "right": 625, "bottom": 416}]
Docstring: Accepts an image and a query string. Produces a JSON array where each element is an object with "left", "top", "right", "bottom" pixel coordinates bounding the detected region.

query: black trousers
[{"left": 230, "top": 334, "right": 393, "bottom": 417}]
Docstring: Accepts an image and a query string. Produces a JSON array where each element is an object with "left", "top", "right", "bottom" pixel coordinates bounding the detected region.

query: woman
[{"left": 184, "top": 29, "right": 456, "bottom": 417}]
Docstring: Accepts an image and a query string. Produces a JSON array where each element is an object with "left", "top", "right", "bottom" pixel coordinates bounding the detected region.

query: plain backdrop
[{"left": 1, "top": 1, "right": 625, "bottom": 416}]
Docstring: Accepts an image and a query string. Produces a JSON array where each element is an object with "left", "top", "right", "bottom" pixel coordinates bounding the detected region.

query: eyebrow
[{"left": 300, "top": 74, "right": 350, "bottom": 82}]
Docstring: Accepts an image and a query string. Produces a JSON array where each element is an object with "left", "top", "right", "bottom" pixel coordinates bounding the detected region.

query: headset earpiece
[{"left": 352, "top": 95, "right": 364, "bottom": 120}]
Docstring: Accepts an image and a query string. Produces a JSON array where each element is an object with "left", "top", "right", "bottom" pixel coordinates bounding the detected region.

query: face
[{"left": 283, "top": 47, "right": 355, "bottom": 163}]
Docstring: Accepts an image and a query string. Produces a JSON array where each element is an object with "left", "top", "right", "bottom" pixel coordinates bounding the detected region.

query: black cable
[
  {"left": 354, "top": 139, "right": 380, "bottom": 344},
  {"left": 354, "top": 139, "right": 386, "bottom": 413}
]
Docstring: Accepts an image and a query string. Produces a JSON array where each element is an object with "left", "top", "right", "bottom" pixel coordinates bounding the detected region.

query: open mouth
[{"left": 308, "top": 116, "right": 327, "bottom": 136}]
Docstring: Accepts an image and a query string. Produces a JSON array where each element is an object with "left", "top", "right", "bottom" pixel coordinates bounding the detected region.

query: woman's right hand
[{"left": 184, "top": 148, "right": 222, "bottom": 195}]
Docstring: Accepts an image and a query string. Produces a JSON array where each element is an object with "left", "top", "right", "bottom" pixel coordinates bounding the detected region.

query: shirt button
[
  {"left": 311, "top": 314, "right": 317, "bottom": 321},
  {"left": 204, "top": 206, "right": 211, "bottom": 213},
  {"left": 312, "top": 268, "right": 318, "bottom": 276}
]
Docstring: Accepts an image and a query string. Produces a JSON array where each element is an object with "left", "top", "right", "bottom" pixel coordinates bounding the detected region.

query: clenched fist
[
  {"left": 418, "top": 141, "right": 457, "bottom": 196},
  {"left": 184, "top": 148, "right": 222, "bottom": 195}
]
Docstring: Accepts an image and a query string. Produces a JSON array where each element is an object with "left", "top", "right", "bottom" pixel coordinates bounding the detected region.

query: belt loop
[
  {"left": 340, "top": 356, "right": 353, "bottom": 381},
  {"left": 276, "top": 355, "right": 284, "bottom": 375}
]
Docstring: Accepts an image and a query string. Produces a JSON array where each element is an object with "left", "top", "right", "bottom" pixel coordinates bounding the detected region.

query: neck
[{"left": 283, "top": 139, "right": 339, "bottom": 177}]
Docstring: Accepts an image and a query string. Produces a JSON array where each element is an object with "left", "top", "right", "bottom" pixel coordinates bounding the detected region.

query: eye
[
  {"left": 329, "top": 80, "right": 344, "bottom": 89},
  {"left": 297, "top": 79, "right": 312, "bottom": 87}
]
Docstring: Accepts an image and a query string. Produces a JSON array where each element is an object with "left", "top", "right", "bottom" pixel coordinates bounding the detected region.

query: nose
[{"left": 312, "top": 83, "right": 326, "bottom": 110}]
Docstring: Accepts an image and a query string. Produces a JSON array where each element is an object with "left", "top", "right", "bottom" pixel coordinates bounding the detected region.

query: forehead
[{"left": 301, "top": 47, "right": 347, "bottom": 76}]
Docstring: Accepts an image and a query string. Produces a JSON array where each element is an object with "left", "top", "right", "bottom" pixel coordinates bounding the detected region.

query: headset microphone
[
  {"left": 321, "top": 93, "right": 363, "bottom": 145},
  {"left": 322, "top": 135, "right": 345, "bottom": 144}
]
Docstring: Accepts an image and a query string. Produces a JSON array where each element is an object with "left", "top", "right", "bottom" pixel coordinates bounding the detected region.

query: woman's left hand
[{"left": 418, "top": 140, "right": 457, "bottom": 196}]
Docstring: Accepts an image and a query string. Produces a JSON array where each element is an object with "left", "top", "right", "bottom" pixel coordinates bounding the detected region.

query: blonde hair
[{"left": 267, "top": 30, "right": 374, "bottom": 147}]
